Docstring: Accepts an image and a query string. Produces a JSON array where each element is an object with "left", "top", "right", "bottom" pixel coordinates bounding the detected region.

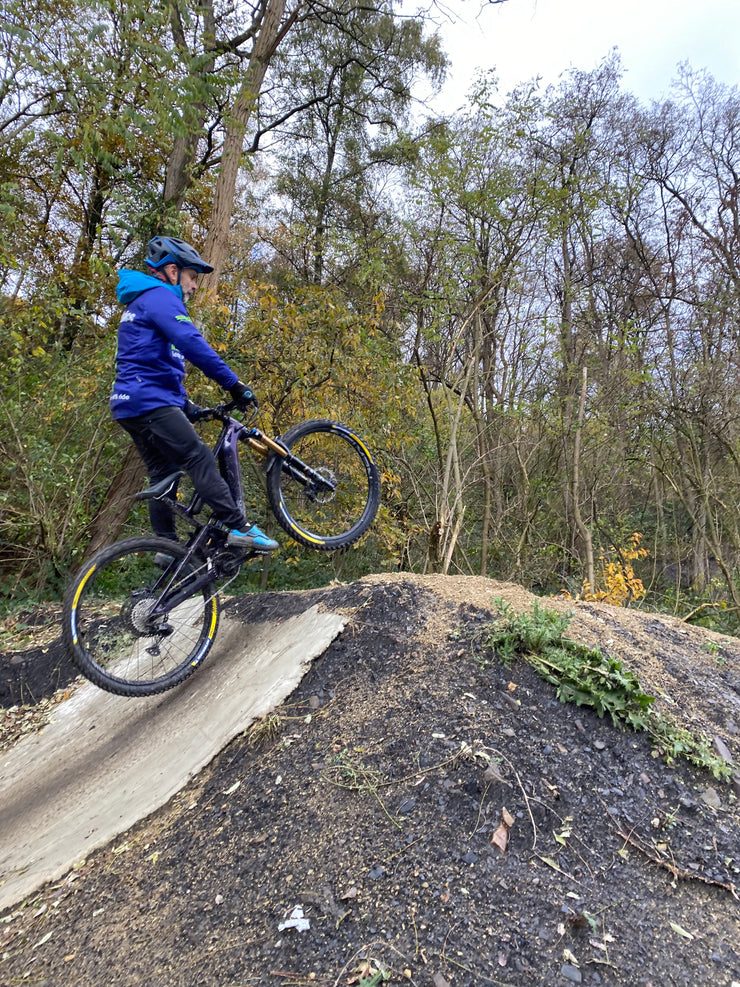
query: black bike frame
[
  {"left": 144, "top": 411, "right": 337, "bottom": 620},
  {"left": 181, "top": 414, "right": 249, "bottom": 521}
]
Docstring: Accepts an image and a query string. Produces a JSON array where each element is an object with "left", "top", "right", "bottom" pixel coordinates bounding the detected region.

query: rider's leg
[
  {"left": 117, "top": 421, "right": 180, "bottom": 540},
  {"left": 119, "top": 407, "right": 245, "bottom": 529},
  {"left": 118, "top": 407, "right": 277, "bottom": 552},
  {"left": 138, "top": 410, "right": 278, "bottom": 552}
]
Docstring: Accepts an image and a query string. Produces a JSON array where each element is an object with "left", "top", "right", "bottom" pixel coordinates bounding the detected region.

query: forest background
[{"left": 2, "top": 0, "right": 740, "bottom": 634}]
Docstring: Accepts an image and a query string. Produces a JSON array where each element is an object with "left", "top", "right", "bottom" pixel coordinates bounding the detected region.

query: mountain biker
[{"left": 110, "top": 235, "right": 279, "bottom": 553}]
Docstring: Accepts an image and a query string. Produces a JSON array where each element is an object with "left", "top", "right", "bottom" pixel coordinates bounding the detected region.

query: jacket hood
[{"left": 117, "top": 269, "right": 183, "bottom": 305}]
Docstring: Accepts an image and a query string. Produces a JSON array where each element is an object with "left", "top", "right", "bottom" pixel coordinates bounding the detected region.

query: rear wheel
[
  {"left": 62, "top": 537, "right": 219, "bottom": 696},
  {"left": 266, "top": 419, "right": 380, "bottom": 551}
]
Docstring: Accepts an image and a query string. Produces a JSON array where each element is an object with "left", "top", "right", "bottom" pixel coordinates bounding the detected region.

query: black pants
[{"left": 118, "top": 406, "right": 246, "bottom": 539}]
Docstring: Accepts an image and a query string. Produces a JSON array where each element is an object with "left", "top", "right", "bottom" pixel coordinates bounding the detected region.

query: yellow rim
[
  {"left": 331, "top": 425, "right": 372, "bottom": 460},
  {"left": 72, "top": 563, "right": 97, "bottom": 610},
  {"left": 70, "top": 564, "right": 97, "bottom": 645},
  {"left": 290, "top": 521, "right": 324, "bottom": 545}
]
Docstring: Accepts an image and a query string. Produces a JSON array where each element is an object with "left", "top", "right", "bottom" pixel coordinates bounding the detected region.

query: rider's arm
[{"left": 145, "top": 287, "right": 239, "bottom": 390}]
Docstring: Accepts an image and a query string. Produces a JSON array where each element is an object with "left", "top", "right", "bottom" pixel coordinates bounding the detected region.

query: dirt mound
[{"left": 1, "top": 574, "right": 739, "bottom": 986}]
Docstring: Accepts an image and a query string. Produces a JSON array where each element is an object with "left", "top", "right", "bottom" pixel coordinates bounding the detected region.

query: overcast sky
[{"left": 424, "top": 0, "right": 740, "bottom": 111}]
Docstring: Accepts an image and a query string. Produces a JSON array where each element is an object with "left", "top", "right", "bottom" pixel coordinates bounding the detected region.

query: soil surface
[{"left": 1, "top": 573, "right": 740, "bottom": 987}]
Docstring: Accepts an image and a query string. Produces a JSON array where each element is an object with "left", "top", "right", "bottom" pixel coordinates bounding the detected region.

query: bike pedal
[{"left": 235, "top": 547, "right": 272, "bottom": 559}]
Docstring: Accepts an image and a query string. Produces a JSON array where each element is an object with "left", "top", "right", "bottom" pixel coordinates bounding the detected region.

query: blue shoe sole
[{"left": 226, "top": 537, "right": 278, "bottom": 552}]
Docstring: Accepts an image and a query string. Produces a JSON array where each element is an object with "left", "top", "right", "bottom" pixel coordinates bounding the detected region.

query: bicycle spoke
[{"left": 63, "top": 538, "right": 219, "bottom": 696}]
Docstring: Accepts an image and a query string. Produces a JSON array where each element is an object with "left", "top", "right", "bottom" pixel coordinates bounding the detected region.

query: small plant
[
  {"left": 324, "top": 748, "right": 386, "bottom": 794},
  {"left": 245, "top": 712, "right": 284, "bottom": 748},
  {"left": 700, "top": 640, "right": 728, "bottom": 666},
  {"left": 485, "top": 603, "right": 733, "bottom": 781},
  {"left": 347, "top": 959, "right": 391, "bottom": 986},
  {"left": 562, "top": 532, "right": 648, "bottom": 606}
]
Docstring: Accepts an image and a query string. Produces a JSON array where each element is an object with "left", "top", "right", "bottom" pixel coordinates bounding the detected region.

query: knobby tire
[
  {"left": 265, "top": 419, "right": 380, "bottom": 551},
  {"left": 62, "top": 536, "right": 219, "bottom": 696}
]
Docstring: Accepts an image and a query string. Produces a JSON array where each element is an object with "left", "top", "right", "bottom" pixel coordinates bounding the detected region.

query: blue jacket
[{"left": 110, "top": 270, "right": 238, "bottom": 419}]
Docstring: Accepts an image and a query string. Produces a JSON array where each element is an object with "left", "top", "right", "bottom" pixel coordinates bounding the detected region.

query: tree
[
  {"left": 255, "top": 4, "right": 445, "bottom": 286},
  {"left": 398, "top": 79, "right": 554, "bottom": 575}
]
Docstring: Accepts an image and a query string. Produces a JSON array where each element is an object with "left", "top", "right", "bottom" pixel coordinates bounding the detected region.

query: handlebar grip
[{"left": 192, "top": 404, "right": 231, "bottom": 422}]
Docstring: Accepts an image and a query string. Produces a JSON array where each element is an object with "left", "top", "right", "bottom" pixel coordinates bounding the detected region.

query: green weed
[{"left": 485, "top": 602, "right": 733, "bottom": 781}]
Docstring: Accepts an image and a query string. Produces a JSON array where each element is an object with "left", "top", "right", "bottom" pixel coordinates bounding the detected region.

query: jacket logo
[
  {"left": 175, "top": 315, "right": 193, "bottom": 324},
  {"left": 120, "top": 311, "right": 136, "bottom": 323}
]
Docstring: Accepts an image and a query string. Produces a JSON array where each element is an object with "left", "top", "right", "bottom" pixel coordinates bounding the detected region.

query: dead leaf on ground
[
  {"left": 491, "top": 823, "right": 509, "bottom": 852},
  {"left": 669, "top": 921, "right": 694, "bottom": 940},
  {"left": 483, "top": 764, "right": 510, "bottom": 786}
]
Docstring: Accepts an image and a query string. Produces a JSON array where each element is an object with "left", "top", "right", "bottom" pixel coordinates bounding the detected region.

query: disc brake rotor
[{"left": 309, "top": 467, "right": 337, "bottom": 504}]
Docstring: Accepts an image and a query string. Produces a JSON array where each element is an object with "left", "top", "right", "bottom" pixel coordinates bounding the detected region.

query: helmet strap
[{"left": 156, "top": 264, "right": 179, "bottom": 287}]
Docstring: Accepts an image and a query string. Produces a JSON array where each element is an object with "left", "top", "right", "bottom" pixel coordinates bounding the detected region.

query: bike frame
[
  {"left": 185, "top": 413, "right": 283, "bottom": 521},
  {"left": 209, "top": 409, "right": 339, "bottom": 515},
  {"left": 143, "top": 408, "right": 338, "bottom": 619}
]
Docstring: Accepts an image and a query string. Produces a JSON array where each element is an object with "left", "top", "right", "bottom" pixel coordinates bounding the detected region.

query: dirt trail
[{"left": 1, "top": 574, "right": 739, "bottom": 986}]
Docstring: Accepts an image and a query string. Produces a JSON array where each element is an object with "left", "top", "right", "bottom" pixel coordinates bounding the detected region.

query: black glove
[
  {"left": 229, "top": 380, "right": 258, "bottom": 410},
  {"left": 184, "top": 400, "right": 205, "bottom": 422}
]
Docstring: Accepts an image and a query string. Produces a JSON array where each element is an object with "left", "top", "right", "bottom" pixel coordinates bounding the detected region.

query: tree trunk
[
  {"left": 479, "top": 440, "right": 492, "bottom": 578},
  {"left": 572, "top": 367, "right": 595, "bottom": 591},
  {"left": 201, "top": 0, "right": 290, "bottom": 292},
  {"left": 163, "top": 0, "right": 218, "bottom": 214},
  {"left": 313, "top": 87, "right": 345, "bottom": 284},
  {"left": 83, "top": 445, "right": 146, "bottom": 559}
]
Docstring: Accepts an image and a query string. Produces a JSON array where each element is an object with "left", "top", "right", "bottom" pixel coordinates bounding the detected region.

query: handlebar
[
  {"left": 194, "top": 402, "right": 258, "bottom": 426},
  {"left": 193, "top": 403, "right": 285, "bottom": 454}
]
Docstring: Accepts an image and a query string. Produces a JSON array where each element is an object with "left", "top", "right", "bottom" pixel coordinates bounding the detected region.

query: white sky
[{"left": 423, "top": 0, "right": 740, "bottom": 111}]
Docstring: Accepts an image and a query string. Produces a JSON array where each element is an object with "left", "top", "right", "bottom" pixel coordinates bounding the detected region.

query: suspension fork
[{"left": 241, "top": 427, "right": 336, "bottom": 497}]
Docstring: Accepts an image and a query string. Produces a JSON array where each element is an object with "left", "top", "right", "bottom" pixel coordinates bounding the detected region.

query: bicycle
[{"left": 61, "top": 404, "right": 380, "bottom": 697}]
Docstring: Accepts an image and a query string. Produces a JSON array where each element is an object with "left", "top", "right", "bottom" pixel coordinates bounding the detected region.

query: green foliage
[
  {"left": 259, "top": 2, "right": 446, "bottom": 288},
  {"left": 0, "top": 330, "right": 122, "bottom": 599},
  {"left": 487, "top": 602, "right": 573, "bottom": 665},
  {"left": 485, "top": 603, "right": 734, "bottom": 781},
  {"left": 196, "top": 278, "right": 420, "bottom": 571},
  {"left": 2, "top": 0, "right": 740, "bottom": 656}
]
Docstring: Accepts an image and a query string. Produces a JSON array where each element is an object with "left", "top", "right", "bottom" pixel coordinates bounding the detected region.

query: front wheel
[
  {"left": 266, "top": 420, "right": 380, "bottom": 551},
  {"left": 62, "top": 537, "right": 219, "bottom": 697}
]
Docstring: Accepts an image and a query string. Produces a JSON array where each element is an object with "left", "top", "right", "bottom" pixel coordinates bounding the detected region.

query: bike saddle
[{"left": 134, "top": 471, "right": 184, "bottom": 501}]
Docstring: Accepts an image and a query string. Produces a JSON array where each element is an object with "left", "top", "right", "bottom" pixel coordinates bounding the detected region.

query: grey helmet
[{"left": 146, "top": 236, "right": 214, "bottom": 273}]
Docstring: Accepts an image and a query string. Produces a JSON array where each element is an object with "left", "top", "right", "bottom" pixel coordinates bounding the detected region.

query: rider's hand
[
  {"left": 229, "top": 380, "right": 258, "bottom": 410},
  {"left": 184, "top": 400, "right": 205, "bottom": 422}
]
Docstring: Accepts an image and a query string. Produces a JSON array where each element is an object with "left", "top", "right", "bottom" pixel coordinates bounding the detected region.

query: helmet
[{"left": 146, "top": 236, "right": 214, "bottom": 273}]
